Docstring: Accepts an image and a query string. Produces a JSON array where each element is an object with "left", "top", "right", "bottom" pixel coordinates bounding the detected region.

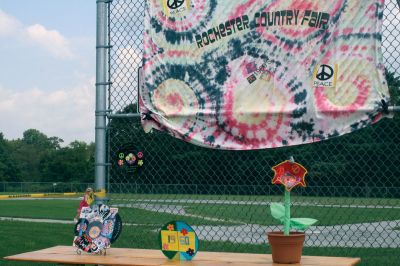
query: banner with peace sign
[{"left": 140, "top": 0, "right": 392, "bottom": 150}]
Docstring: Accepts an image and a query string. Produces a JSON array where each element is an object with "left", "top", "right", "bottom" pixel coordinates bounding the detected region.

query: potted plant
[{"left": 267, "top": 158, "right": 318, "bottom": 264}]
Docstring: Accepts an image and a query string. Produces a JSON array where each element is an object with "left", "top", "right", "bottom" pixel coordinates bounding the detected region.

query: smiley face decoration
[{"left": 272, "top": 160, "right": 307, "bottom": 191}]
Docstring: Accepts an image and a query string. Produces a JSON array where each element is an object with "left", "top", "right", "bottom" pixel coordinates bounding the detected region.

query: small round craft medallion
[
  {"left": 159, "top": 221, "right": 199, "bottom": 260},
  {"left": 87, "top": 221, "right": 103, "bottom": 239}
]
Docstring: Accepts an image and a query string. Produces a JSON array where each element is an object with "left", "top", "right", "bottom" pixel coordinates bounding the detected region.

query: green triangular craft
[
  {"left": 270, "top": 203, "right": 317, "bottom": 231},
  {"left": 290, "top": 218, "right": 319, "bottom": 231},
  {"left": 270, "top": 202, "right": 285, "bottom": 222}
]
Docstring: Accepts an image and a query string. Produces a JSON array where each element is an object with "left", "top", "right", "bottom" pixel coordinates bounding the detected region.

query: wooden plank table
[{"left": 5, "top": 246, "right": 361, "bottom": 266}]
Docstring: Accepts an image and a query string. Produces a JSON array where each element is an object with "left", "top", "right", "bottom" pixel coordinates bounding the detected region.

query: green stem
[{"left": 284, "top": 189, "right": 291, "bottom": 236}]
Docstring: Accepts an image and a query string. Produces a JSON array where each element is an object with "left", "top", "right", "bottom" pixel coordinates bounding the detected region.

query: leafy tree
[
  {"left": 39, "top": 141, "right": 95, "bottom": 183},
  {"left": 48, "top": 136, "right": 64, "bottom": 150},
  {"left": 0, "top": 132, "right": 21, "bottom": 182},
  {"left": 22, "top": 129, "right": 62, "bottom": 150},
  {"left": 9, "top": 130, "right": 53, "bottom": 182},
  {"left": 3, "top": 129, "right": 93, "bottom": 183}
]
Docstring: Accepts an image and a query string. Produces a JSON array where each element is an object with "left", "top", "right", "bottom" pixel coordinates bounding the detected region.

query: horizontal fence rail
[{"left": 0, "top": 182, "right": 94, "bottom": 194}]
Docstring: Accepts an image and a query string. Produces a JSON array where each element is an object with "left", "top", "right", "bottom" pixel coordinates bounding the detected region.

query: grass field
[
  {"left": 0, "top": 195, "right": 399, "bottom": 265},
  {"left": 1, "top": 196, "right": 399, "bottom": 226}
]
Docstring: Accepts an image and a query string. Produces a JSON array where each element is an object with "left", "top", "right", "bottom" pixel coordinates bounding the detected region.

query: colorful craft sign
[
  {"left": 73, "top": 204, "right": 122, "bottom": 254},
  {"left": 272, "top": 160, "right": 307, "bottom": 191},
  {"left": 159, "top": 221, "right": 199, "bottom": 260},
  {"left": 140, "top": 0, "right": 392, "bottom": 150}
]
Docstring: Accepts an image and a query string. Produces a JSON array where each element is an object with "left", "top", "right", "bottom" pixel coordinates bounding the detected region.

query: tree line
[{"left": 0, "top": 129, "right": 94, "bottom": 183}]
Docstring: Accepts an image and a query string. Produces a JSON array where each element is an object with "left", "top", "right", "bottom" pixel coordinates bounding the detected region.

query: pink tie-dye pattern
[
  {"left": 315, "top": 76, "right": 370, "bottom": 119},
  {"left": 141, "top": 0, "right": 391, "bottom": 150}
]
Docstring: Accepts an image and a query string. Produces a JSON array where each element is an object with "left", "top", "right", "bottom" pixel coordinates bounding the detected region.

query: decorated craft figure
[
  {"left": 73, "top": 204, "right": 122, "bottom": 255},
  {"left": 270, "top": 159, "right": 317, "bottom": 235},
  {"left": 75, "top": 187, "right": 95, "bottom": 221},
  {"left": 268, "top": 158, "right": 318, "bottom": 263}
]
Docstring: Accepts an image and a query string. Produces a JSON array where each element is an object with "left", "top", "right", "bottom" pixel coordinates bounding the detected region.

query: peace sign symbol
[
  {"left": 316, "top": 64, "right": 334, "bottom": 81},
  {"left": 167, "top": 0, "right": 185, "bottom": 10}
]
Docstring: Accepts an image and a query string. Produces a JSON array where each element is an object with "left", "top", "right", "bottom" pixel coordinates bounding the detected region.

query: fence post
[{"left": 95, "top": 0, "right": 111, "bottom": 204}]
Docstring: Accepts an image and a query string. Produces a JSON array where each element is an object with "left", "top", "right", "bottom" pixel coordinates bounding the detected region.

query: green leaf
[
  {"left": 290, "top": 218, "right": 318, "bottom": 230},
  {"left": 270, "top": 203, "right": 285, "bottom": 222}
]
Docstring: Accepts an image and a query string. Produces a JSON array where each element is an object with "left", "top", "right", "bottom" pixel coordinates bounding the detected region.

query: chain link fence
[{"left": 107, "top": 0, "right": 400, "bottom": 263}]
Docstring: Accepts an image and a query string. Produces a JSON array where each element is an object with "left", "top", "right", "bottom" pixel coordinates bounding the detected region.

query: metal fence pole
[{"left": 95, "top": 0, "right": 111, "bottom": 203}]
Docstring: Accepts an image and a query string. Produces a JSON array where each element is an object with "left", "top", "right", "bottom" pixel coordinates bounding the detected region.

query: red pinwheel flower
[
  {"left": 181, "top": 228, "right": 188, "bottom": 236},
  {"left": 272, "top": 160, "right": 307, "bottom": 191}
]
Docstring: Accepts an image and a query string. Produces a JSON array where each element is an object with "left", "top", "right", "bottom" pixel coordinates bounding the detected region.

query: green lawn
[
  {"left": 0, "top": 196, "right": 399, "bottom": 265},
  {"left": 0, "top": 199, "right": 232, "bottom": 226},
  {"left": 1, "top": 220, "right": 399, "bottom": 266},
  {"left": 0, "top": 200, "right": 78, "bottom": 220},
  {"left": 0, "top": 221, "right": 71, "bottom": 266},
  {"left": 111, "top": 195, "right": 400, "bottom": 226},
  {"left": 109, "top": 193, "right": 400, "bottom": 207},
  {"left": 183, "top": 203, "right": 400, "bottom": 225},
  {"left": 2, "top": 198, "right": 399, "bottom": 226}
]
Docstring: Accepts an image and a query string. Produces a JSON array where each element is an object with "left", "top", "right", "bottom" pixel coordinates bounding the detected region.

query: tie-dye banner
[{"left": 140, "top": 0, "right": 392, "bottom": 150}]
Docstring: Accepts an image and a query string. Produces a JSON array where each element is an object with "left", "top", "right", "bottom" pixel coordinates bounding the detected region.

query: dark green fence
[
  {"left": 0, "top": 182, "right": 94, "bottom": 193},
  {"left": 106, "top": 0, "right": 400, "bottom": 264}
]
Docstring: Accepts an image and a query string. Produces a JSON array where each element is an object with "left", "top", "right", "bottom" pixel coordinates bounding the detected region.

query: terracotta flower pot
[{"left": 267, "top": 231, "right": 305, "bottom": 264}]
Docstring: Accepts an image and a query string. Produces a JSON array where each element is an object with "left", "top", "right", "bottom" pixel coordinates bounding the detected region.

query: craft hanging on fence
[
  {"left": 116, "top": 144, "right": 144, "bottom": 172},
  {"left": 159, "top": 221, "right": 199, "bottom": 260},
  {"left": 140, "top": 0, "right": 392, "bottom": 150},
  {"left": 73, "top": 204, "right": 122, "bottom": 254}
]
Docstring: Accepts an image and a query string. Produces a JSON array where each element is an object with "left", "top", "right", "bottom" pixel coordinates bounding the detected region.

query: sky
[
  {"left": 0, "top": 1, "right": 398, "bottom": 145},
  {"left": 0, "top": 0, "right": 96, "bottom": 145}
]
